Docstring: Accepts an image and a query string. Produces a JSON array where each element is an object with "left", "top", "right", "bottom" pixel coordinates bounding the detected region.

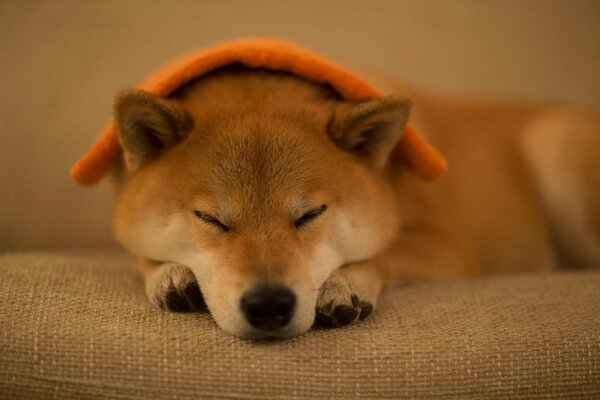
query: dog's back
[{"left": 371, "top": 73, "right": 600, "bottom": 274}]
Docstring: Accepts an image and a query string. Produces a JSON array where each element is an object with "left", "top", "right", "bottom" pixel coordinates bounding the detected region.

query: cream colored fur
[{"left": 111, "top": 66, "right": 600, "bottom": 339}]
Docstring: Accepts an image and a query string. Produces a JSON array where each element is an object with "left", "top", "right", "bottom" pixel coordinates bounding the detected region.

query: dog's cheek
[
  {"left": 308, "top": 240, "right": 343, "bottom": 291},
  {"left": 193, "top": 263, "right": 257, "bottom": 338},
  {"left": 115, "top": 211, "right": 199, "bottom": 264},
  {"left": 332, "top": 207, "right": 397, "bottom": 264},
  {"left": 289, "top": 280, "right": 319, "bottom": 335},
  {"left": 203, "top": 292, "right": 249, "bottom": 337}
]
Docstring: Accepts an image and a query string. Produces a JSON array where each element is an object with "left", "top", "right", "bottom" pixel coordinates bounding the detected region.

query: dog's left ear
[{"left": 330, "top": 95, "right": 412, "bottom": 169}]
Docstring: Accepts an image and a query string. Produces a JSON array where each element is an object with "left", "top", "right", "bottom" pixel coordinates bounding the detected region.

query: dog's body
[{"left": 110, "top": 65, "right": 600, "bottom": 339}]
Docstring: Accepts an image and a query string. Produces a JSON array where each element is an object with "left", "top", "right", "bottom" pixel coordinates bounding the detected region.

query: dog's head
[{"left": 112, "top": 69, "right": 410, "bottom": 338}]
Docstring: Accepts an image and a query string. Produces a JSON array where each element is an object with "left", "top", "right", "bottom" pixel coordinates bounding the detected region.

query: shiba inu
[{"left": 73, "top": 39, "right": 600, "bottom": 339}]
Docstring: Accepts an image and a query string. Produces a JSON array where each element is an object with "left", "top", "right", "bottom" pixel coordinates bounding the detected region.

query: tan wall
[{"left": 1, "top": 0, "right": 599, "bottom": 250}]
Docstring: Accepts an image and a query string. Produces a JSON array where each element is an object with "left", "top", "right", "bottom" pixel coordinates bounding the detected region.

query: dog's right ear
[{"left": 114, "top": 89, "right": 192, "bottom": 172}]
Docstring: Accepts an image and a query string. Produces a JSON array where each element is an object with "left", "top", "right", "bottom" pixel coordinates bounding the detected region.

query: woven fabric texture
[{"left": 0, "top": 252, "right": 598, "bottom": 399}]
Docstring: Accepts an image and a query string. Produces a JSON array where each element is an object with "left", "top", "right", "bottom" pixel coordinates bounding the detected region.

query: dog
[{"left": 100, "top": 52, "right": 600, "bottom": 339}]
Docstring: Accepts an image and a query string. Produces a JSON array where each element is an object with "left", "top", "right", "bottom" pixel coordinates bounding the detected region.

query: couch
[{"left": 1, "top": 251, "right": 598, "bottom": 398}]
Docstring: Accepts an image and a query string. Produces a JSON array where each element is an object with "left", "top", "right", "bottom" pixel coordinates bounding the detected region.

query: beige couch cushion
[{"left": 0, "top": 252, "right": 598, "bottom": 399}]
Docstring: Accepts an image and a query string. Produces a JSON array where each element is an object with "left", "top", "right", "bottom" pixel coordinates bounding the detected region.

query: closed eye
[
  {"left": 294, "top": 205, "right": 328, "bottom": 229},
  {"left": 193, "top": 210, "right": 230, "bottom": 233}
]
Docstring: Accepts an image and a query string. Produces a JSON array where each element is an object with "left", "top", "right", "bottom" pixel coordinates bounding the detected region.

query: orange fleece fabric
[{"left": 71, "top": 37, "right": 447, "bottom": 185}]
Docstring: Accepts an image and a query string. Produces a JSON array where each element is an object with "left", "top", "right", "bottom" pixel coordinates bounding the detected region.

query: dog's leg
[
  {"left": 315, "top": 224, "right": 479, "bottom": 327},
  {"left": 315, "top": 261, "right": 383, "bottom": 327},
  {"left": 378, "top": 225, "right": 482, "bottom": 287},
  {"left": 522, "top": 110, "right": 600, "bottom": 268},
  {"left": 139, "top": 259, "right": 206, "bottom": 312}
]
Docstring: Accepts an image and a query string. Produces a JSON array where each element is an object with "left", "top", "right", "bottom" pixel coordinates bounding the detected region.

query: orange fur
[{"left": 104, "top": 57, "right": 600, "bottom": 339}]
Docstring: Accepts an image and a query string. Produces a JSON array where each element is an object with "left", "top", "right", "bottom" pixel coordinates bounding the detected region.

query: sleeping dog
[{"left": 77, "top": 40, "right": 600, "bottom": 339}]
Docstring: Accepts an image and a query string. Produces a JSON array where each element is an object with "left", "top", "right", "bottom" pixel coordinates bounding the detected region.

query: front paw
[
  {"left": 314, "top": 268, "right": 376, "bottom": 328},
  {"left": 147, "top": 263, "right": 206, "bottom": 312}
]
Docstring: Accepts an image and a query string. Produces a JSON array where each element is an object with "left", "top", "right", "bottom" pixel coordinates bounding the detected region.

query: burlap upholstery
[{"left": 0, "top": 252, "right": 598, "bottom": 399}]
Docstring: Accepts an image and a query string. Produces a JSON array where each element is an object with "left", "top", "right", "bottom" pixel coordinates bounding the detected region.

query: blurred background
[{"left": 1, "top": 0, "right": 599, "bottom": 252}]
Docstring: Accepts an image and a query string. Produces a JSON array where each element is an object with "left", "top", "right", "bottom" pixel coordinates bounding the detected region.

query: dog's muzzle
[{"left": 240, "top": 284, "right": 296, "bottom": 331}]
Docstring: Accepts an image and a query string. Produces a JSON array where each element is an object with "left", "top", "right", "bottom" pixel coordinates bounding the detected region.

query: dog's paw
[
  {"left": 147, "top": 263, "right": 206, "bottom": 312},
  {"left": 314, "top": 268, "right": 376, "bottom": 328}
]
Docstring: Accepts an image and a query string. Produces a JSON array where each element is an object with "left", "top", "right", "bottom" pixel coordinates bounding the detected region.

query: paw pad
[
  {"left": 150, "top": 265, "right": 207, "bottom": 313},
  {"left": 161, "top": 281, "right": 206, "bottom": 312},
  {"left": 314, "top": 268, "right": 378, "bottom": 328},
  {"left": 358, "top": 301, "right": 373, "bottom": 320},
  {"left": 314, "top": 297, "right": 373, "bottom": 328},
  {"left": 333, "top": 305, "right": 358, "bottom": 325}
]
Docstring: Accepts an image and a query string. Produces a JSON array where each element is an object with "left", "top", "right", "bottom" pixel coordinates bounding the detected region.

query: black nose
[{"left": 240, "top": 284, "right": 296, "bottom": 331}]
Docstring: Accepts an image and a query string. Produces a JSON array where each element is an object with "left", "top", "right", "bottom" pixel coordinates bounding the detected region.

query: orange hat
[{"left": 71, "top": 38, "right": 447, "bottom": 185}]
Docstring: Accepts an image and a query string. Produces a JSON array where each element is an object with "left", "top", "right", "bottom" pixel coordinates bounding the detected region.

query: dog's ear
[
  {"left": 330, "top": 95, "right": 412, "bottom": 169},
  {"left": 114, "top": 89, "right": 192, "bottom": 172}
]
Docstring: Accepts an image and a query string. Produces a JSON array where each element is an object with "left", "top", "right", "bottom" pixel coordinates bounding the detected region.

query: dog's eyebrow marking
[{"left": 294, "top": 204, "right": 328, "bottom": 229}]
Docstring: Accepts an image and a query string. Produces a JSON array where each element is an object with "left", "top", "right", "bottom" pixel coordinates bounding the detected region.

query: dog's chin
[
  {"left": 217, "top": 314, "right": 316, "bottom": 340},
  {"left": 234, "top": 321, "right": 315, "bottom": 340},
  {"left": 210, "top": 307, "right": 316, "bottom": 340}
]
